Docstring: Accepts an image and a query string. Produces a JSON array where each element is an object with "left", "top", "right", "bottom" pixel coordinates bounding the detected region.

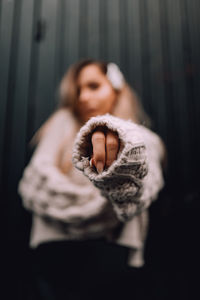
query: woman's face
[{"left": 76, "top": 64, "right": 117, "bottom": 122}]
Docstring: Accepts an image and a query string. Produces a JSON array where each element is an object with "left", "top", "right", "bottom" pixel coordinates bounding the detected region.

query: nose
[{"left": 79, "top": 89, "right": 91, "bottom": 103}]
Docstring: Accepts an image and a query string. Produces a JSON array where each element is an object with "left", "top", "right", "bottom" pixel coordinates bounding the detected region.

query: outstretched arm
[{"left": 72, "top": 114, "right": 165, "bottom": 222}]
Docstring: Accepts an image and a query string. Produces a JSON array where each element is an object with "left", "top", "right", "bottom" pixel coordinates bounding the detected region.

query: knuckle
[
  {"left": 106, "top": 136, "right": 119, "bottom": 149},
  {"left": 95, "top": 155, "right": 105, "bottom": 163},
  {"left": 92, "top": 131, "right": 105, "bottom": 143},
  {"left": 94, "top": 153, "right": 105, "bottom": 163}
]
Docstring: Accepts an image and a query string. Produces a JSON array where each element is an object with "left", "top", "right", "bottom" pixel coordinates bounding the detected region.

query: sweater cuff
[
  {"left": 72, "top": 114, "right": 148, "bottom": 209},
  {"left": 72, "top": 114, "right": 147, "bottom": 171}
]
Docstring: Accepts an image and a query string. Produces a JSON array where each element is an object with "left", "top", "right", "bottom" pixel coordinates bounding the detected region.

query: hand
[{"left": 90, "top": 127, "right": 120, "bottom": 173}]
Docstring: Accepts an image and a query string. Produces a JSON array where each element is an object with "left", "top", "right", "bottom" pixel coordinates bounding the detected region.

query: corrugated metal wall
[{"left": 1, "top": 0, "right": 200, "bottom": 297}]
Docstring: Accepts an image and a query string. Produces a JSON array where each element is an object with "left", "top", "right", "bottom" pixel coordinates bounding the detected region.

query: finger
[
  {"left": 91, "top": 131, "right": 106, "bottom": 173},
  {"left": 89, "top": 155, "right": 94, "bottom": 167},
  {"left": 105, "top": 131, "right": 119, "bottom": 168}
]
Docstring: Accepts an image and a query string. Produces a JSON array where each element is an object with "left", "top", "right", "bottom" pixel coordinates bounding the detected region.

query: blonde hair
[
  {"left": 31, "top": 59, "right": 155, "bottom": 173},
  {"left": 58, "top": 59, "right": 151, "bottom": 126}
]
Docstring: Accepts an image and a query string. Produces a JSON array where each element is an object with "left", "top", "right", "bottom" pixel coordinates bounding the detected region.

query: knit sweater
[{"left": 18, "top": 109, "right": 164, "bottom": 267}]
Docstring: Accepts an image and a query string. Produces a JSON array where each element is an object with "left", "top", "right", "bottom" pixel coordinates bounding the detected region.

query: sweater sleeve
[
  {"left": 72, "top": 114, "right": 165, "bottom": 222},
  {"left": 18, "top": 110, "right": 108, "bottom": 224}
]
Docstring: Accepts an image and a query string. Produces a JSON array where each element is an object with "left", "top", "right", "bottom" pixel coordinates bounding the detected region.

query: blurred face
[{"left": 76, "top": 64, "right": 117, "bottom": 122}]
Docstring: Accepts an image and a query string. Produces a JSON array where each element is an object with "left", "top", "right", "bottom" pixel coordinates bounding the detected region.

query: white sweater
[{"left": 18, "top": 109, "right": 164, "bottom": 267}]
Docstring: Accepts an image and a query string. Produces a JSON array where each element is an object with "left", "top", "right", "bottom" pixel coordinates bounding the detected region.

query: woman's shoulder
[
  {"left": 43, "top": 108, "right": 76, "bottom": 133},
  {"left": 139, "top": 124, "right": 162, "bottom": 143},
  {"left": 50, "top": 108, "right": 75, "bottom": 123},
  {"left": 138, "top": 124, "right": 166, "bottom": 162}
]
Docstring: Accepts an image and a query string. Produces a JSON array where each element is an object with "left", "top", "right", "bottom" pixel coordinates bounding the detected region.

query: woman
[{"left": 18, "top": 59, "right": 165, "bottom": 299}]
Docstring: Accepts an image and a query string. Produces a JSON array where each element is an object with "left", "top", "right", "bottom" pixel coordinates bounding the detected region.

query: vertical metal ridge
[
  {"left": 56, "top": 0, "right": 65, "bottom": 82},
  {"left": 158, "top": 0, "right": 176, "bottom": 189},
  {"left": 33, "top": 0, "right": 59, "bottom": 132},
  {"left": 61, "top": 0, "right": 69, "bottom": 71},
  {"left": 25, "top": 0, "right": 42, "bottom": 162},
  {"left": 87, "top": 0, "right": 100, "bottom": 59},
  {"left": 167, "top": 0, "right": 189, "bottom": 186},
  {"left": 159, "top": 0, "right": 174, "bottom": 134},
  {"left": 146, "top": 0, "right": 166, "bottom": 135},
  {"left": 65, "top": 0, "right": 80, "bottom": 66},
  {"left": 126, "top": 0, "right": 143, "bottom": 96},
  {"left": 179, "top": 0, "right": 196, "bottom": 187},
  {"left": 139, "top": 0, "right": 152, "bottom": 120},
  {"left": 54, "top": 0, "right": 64, "bottom": 93},
  {"left": 0, "top": 0, "right": 2, "bottom": 24},
  {"left": 2, "top": 0, "right": 22, "bottom": 190},
  {"left": 106, "top": 0, "right": 120, "bottom": 64},
  {"left": 119, "top": 0, "right": 128, "bottom": 74},
  {"left": 79, "top": 0, "right": 88, "bottom": 59},
  {"left": 5, "top": 0, "right": 36, "bottom": 224},
  {"left": 0, "top": 0, "right": 15, "bottom": 188},
  {"left": 99, "top": 0, "right": 107, "bottom": 60}
]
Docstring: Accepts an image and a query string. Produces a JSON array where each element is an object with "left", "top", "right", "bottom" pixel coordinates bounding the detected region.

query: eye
[{"left": 88, "top": 82, "right": 99, "bottom": 90}]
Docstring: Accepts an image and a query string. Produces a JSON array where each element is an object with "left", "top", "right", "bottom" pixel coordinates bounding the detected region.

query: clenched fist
[{"left": 90, "top": 127, "right": 120, "bottom": 173}]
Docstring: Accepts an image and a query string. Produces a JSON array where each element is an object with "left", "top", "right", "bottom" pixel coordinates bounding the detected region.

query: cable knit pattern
[
  {"left": 20, "top": 161, "right": 109, "bottom": 223},
  {"left": 72, "top": 114, "right": 164, "bottom": 222}
]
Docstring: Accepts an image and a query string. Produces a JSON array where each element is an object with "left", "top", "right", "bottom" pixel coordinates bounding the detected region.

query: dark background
[{"left": 1, "top": 0, "right": 200, "bottom": 299}]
